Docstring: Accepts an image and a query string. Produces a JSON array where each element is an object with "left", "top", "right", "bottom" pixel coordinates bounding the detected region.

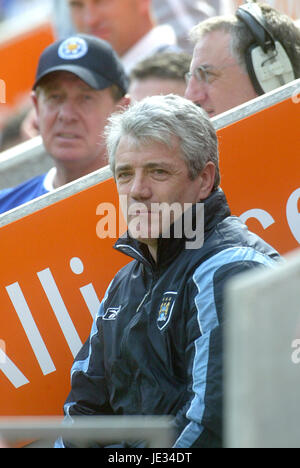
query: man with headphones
[{"left": 185, "top": 1, "right": 300, "bottom": 117}]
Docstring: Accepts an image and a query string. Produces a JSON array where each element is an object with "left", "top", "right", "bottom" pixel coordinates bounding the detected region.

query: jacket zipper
[
  {"left": 118, "top": 281, "right": 154, "bottom": 410},
  {"left": 120, "top": 280, "right": 154, "bottom": 356}
]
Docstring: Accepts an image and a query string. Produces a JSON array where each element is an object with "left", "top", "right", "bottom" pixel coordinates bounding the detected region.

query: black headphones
[{"left": 236, "top": 2, "right": 295, "bottom": 95}]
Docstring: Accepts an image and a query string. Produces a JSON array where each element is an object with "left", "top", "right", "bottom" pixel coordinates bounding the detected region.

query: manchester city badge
[{"left": 157, "top": 292, "right": 177, "bottom": 331}]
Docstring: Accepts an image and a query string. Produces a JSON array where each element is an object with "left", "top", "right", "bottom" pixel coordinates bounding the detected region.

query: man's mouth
[
  {"left": 90, "top": 26, "right": 110, "bottom": 39},
  {"left": 56, "top": 133, "right": 81, "bottom": 140},
  {"left": 207, "top": 110, "right": 215, "bottom": 117},
  {"left": 195, "top": 103, "right": 215, "bottom": 117}
]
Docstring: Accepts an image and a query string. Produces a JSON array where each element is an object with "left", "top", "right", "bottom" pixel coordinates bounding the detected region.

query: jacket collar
[{"left": 114, "top": 188, "right": 231, "bottom": 270}]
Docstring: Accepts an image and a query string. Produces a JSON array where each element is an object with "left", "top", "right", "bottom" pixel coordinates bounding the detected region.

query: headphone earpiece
[{"left": 236, "top": 2, "right": 295, "bottom": 95}]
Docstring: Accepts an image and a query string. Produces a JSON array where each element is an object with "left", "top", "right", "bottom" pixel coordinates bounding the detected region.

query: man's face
[
  {"left": 185, "top": 30, "right": 258, "bottom": 117},
  {"left": 68, "top": 0, "right": 147, "bottom": 56},
  {"left": 129, "top": 77, "right": 187, "bottom": 103},
  {"left": 32, "top": 72, "right": 121, "bottom": 172},
  {"left": 114, "top": 136, "right": 204, "bottom": 245}
]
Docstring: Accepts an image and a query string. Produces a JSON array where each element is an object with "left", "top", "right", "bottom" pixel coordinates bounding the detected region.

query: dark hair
[{"left": 130, "top": 52, "right": 192, "bottom": 82}]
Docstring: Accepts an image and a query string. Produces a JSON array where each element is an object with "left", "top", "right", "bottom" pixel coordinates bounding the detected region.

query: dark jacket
[{"left": 59, "top": 189, "right": 280, "bottom": 448}]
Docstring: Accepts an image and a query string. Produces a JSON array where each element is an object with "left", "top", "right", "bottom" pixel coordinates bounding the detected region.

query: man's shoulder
[
  {"left": 215, "top": 215, "right": 280, "bottom": 259},
  {"left": 192, "top": 214, "right": 281, "bottom": 282},
  {"left": 0, "top": 173, "right": 48, "bottom": 214}
]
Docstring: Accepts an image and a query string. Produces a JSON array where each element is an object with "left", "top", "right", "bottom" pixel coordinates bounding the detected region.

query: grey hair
[
  {"left": 105, "top": 94, "right": 220, "bottom": 190},
  {"left": 189, "top": 3, "right": 300, "bottom": 77}
]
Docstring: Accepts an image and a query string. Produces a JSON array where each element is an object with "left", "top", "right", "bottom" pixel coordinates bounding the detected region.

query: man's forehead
[
  {"left": 116, "top": 134, "right": 180, "bottom": 153},
  {"left": 193, "top": 30, "right": 232, "bottom": 67},
  {"left": 114, "top": 135, "right": 183, "bottom": 166}
]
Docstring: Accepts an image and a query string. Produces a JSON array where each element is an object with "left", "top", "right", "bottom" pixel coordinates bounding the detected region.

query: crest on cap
[{"left": 58, "top": 37, "right": 88, "bottom": 60}]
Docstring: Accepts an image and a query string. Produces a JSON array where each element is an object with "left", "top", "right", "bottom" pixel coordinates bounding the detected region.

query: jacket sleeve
[
  {"left": 54, "top": 286, "right": 115, "bottom": 448},
  {"left": 63, "top": 311, "right": 112, "bottom": 418},
  {"left": 64, "top": 287, "right": 112, "bottom": 417},
  {"left": 173, "top": 255, "right": 278, "bottom": 448},
  {"left": 63, "top": 278, "right": 116, "bottom": 418}
]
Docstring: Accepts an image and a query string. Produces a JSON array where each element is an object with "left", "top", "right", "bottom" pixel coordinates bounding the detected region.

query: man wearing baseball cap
[{"left": 0, "top": 34, "right": 130, "bottom": 214}]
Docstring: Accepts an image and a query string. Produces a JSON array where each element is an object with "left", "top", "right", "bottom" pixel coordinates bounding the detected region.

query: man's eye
[
  {"left": 205, "top": 71, "right": 218, "bottom": 83},
  {"left": 117, "top": 172, "right": 132, "bottom": 180},
  {"left": 196, "top": 68, "right": 218, "bottom": 84},
  {"left": 47, "top": 93, "right": 61, "bottom": 101},
  {"left": 69, "top": 0, "right": 83, "bottom": 9},
  {"left": 152, "top": 169, "right": 168, "bottom": 177}
]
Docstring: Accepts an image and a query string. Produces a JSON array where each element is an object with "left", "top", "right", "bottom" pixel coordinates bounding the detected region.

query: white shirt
[
  {"left": 43, "top": 167, "right": 57, "bottom": 192},
  {"left": 152, "top": 0, "right": 235, "bottom": 53},
  {"left": 121, "top": 24, "right": 177, "bottom": 74}
]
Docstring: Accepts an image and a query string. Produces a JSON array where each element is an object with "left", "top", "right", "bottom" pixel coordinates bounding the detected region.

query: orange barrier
[
  {"left": 219, "top": 94, "right": 300, "bottom": 254},
  {"left": 0, "top": 178, "right": 127, "bottom": 416},
  {"left": 0, "top": 88, "right": 299, "bottom": 416},
  {"left": 0, "top": 19, "right": 55, "bottom": 112}
]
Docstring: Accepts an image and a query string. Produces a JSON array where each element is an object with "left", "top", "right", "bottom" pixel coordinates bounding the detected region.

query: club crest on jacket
[{"left": 157, "top": 292, "right": 177, "bottom": 331}]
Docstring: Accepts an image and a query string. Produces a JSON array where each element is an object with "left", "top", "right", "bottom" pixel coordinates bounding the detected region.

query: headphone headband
[{"left": 236, "top": 3, "right": 275, "bottom": 52}]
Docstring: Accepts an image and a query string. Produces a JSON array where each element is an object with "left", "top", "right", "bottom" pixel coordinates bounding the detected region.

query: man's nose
[
  {"left": 129, "top": 173, "right": 152, "bottom": 201},
  {"left": 185, "top": 77, "right": 207, "bottom": 106},
  {"left": 58, "top": 100, "right": 78, "bottom": 122},
  {"left": 83, "top": 5, "right": 100, "bottom": 28}
]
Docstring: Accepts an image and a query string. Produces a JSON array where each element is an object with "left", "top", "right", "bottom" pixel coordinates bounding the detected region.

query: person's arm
[
  {"left": 55, "top": 287, "right": 114, "bottom": 448},
  {"left": 173, "top": 257, "right": 278, "bottom": 448},
  {"left": 173, "top": 313, "right": 222, "bottom": 448},
  {"left": 63, "top": 312, "right": 113, "bottom": 418}
]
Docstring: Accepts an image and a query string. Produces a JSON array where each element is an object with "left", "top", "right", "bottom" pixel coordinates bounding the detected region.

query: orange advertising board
[
  {"left": 219, "top": 95, "right": 300, "bottom": 254},
  {"left": 0, "top": 92, "right": 299, "bottom": 417},
  {"left": 0, "top": 178, "right": 128, "bottom": 416},
  {"left": 0, "top": 21, "right": 55, "bottom": 112}
]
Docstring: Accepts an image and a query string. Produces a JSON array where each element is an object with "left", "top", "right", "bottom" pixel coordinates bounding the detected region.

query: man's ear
[
  {"left": 197, "top": 162, "right": 216, "bottom": 200},
  {"left": 31, "top": 90, "right": 39, "bottom": 114},
  {"left": 20, "top": 91, "right": 40, "bottom": 139},
  {"left": 118, "top": 94, "right": 131, "bottom": 110}
]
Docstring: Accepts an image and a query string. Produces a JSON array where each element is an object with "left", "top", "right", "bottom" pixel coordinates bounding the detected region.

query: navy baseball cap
[{"left": 33, "top": 34, "right": 128, "bottom": 95}]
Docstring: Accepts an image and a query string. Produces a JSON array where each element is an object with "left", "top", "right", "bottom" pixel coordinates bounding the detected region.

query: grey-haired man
[{"left": 57, "top": 94, "right": 281, "bottom": 448}]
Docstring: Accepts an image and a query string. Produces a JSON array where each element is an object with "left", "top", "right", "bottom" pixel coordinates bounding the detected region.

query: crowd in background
[{"left": 0, "top": 0, "right": 299, "bottom": 154}]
